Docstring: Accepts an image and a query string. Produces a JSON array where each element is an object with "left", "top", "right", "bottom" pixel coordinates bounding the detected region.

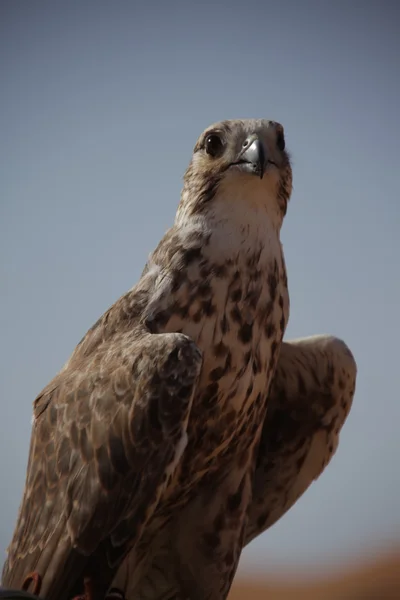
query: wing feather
[
  {"left": 109, "top": 335, "right": 357, "bottom": 599},
  {"left": 245, "top": 335, "right": 357, "bottom": 545},
  {"left": 2, "top": 316, "right": 202, "bottom": 600}
]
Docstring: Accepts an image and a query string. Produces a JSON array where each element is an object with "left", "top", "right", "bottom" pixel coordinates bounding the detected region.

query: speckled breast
[{"left": 161, "top": 254, "right": 289, "bottom": 484}]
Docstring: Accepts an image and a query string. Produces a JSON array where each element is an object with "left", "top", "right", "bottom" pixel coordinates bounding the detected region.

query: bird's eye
[
  {"left": 276, "top": 130, "right": 285, "bottom": 152},
  {"left": 205, "top": 134, "right": 224, "bottom": 157}
]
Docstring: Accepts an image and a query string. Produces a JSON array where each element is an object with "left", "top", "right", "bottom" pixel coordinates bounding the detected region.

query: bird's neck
[{"left": 175, "top": 183, "right": 283, "bottom": 265}]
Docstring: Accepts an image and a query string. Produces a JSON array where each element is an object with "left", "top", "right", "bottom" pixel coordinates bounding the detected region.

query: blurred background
[{"left": 1, "top": 1, "right": 399, "bottom": 597}]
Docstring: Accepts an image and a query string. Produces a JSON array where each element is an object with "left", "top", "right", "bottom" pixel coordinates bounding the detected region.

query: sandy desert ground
[{"left": 229, "top": 546, "right": 400, "bottom": 599}]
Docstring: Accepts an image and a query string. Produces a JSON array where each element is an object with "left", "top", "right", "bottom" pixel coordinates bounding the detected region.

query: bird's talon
[
  {"left": 71, "top": 576, "right": 94, "bottom": 600},
  {"left": 22, "top": 571, "right": 42, "bottom": 595}
]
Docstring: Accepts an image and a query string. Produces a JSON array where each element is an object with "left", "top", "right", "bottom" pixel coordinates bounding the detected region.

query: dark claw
[
  {"left": 72, "top": 576, "right": 94, "bottom": 600},
  {"left": 21, "top": 573, "right": 41, "bottom": 596}
]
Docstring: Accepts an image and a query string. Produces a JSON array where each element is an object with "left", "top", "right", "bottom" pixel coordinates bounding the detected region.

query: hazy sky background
[{"left": 1, "top": 0, "right": 399, "bottom": 579}]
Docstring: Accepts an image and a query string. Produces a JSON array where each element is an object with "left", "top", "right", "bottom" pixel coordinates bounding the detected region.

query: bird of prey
[
  {"left": 112, "top": 335, "right": 357, "bottom": 599},
  {"left": 2, "top": 119, "right": 292, "bottom": 600}
]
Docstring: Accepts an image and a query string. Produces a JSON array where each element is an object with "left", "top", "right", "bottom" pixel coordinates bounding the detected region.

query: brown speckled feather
[
  {"left": 2, "top": 287, "right": 202, "bottom": 599},
  {"left": 112, "top": 336, "right": 356, "bottom": 599},
  {"left": 245, "top": 335, "right": 357, "bottom": 544}
]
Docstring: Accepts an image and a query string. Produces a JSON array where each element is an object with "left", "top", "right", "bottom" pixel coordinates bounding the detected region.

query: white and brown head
[{"left": 177, "top": 119, "right": 292, "bottom": 228}]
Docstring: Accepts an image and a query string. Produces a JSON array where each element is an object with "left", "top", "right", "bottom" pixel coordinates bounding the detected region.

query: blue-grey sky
[{"left": 1, "top": 0, "right": 399, "bottom": 579}]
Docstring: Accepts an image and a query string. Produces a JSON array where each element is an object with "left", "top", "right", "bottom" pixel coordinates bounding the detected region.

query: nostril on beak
[{"left": 238, "top": 137, "right": 267, "bottom": 179}]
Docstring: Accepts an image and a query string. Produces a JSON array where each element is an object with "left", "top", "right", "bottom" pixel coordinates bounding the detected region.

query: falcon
[
  {"left": 2, "top": 119, "right": 292, "bottom": 600},
  {"left": 112, "top": 335, "right": 357, "bottom": 599}
]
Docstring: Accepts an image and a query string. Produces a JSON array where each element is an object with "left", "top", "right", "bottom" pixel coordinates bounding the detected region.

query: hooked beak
[{"left": 231, "top": 135, "right": 268, "bottom": 179}]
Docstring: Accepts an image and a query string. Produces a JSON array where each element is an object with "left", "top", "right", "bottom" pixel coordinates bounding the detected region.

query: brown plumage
[
  {"left": 245, "top": 334, "right": 356, "bottom": 544},
  {"left": 2, "top": 119, "right": 292, "bottom": 600},
  {"left": 113, "top": 336, "right": 357, "bottom": 599},
  {"left": 2, "top": 324, "right": 202, "bottom": 599}
]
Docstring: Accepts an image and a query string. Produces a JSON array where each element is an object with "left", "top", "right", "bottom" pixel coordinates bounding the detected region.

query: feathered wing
[
  {"left": 2, "top": 307, "right": 202, "bottom": 600},
  {"left": 109, "top": 335, "right": 356, "bottom": 600},
  {"left": 245, "top": 335, "right": 356, "bottom": 545}
]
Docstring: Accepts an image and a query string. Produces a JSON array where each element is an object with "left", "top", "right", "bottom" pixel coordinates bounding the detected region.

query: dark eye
[
  {"left": 276, "top": 129, "right": 285, "bottom": 152},
  {"left": 205, "top": 133, "right": 224, "bottom": 157}
]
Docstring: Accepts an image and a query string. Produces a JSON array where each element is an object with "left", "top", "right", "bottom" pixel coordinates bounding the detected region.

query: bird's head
[{"left": 178, "top": 119, "right": 292, "bottom": 228}]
